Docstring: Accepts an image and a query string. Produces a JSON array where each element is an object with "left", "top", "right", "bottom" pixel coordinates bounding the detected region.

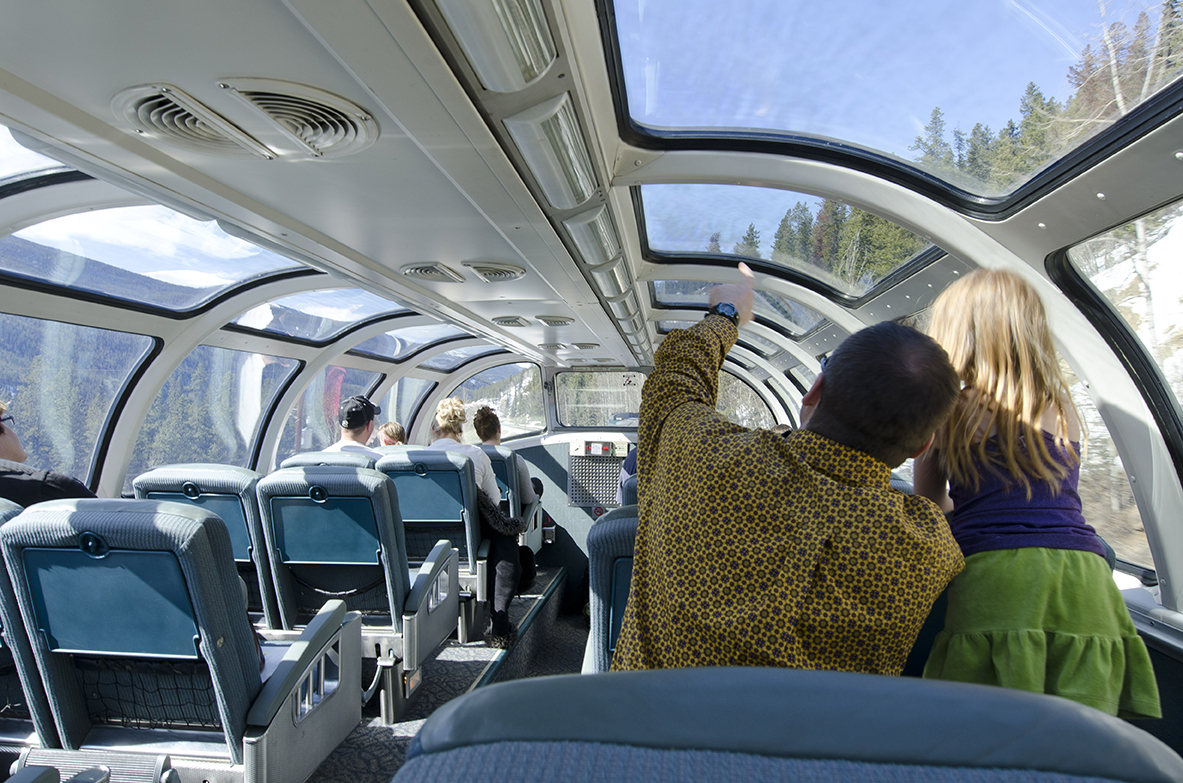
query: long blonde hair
[
  {"left": 927, "top": 269, "right": 1080, "bottom": 498},
  {"left": 433, "top": 397, "right": 466, "bottom": 438}
]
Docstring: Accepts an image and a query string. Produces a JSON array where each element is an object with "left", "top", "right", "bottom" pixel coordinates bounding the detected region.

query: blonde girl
[{"left": 915, "top": 268, "right": 1159, "bottom": 718}]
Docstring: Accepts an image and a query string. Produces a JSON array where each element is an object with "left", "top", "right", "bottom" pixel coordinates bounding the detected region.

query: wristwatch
[{"left": 707, "top": 302, "right": 740, "bottom": 327}]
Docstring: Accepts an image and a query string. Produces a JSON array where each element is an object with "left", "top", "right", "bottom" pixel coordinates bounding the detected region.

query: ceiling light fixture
[
  {"left": 504, "top": 93, "right": 596, "bottom": 209},
  {"left": 586, "top": 257, "right": 633, "bottom": 299},
  {"left": 563, "top": 205, "right": 620, "bottom": 267},
  {"left": 434, "top": 0, "right": 556, "bottom": 93}
]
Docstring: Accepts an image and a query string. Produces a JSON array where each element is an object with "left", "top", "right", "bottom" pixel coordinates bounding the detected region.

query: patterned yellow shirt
[{"left": 611, "top": 316, "right": 964, "bottom": 675}]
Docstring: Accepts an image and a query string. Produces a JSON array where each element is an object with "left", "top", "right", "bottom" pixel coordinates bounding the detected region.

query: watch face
[{"left": 716, "top": 303, "right": 738, "bottom": 318}]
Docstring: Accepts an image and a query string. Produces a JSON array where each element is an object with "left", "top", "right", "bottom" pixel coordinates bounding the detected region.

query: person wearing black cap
[{"left": 324, "top": 395, "right": 384, "bottom": 460}]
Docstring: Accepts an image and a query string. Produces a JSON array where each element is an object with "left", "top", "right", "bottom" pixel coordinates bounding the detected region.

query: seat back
[
  {"left": 396, "top": 668, "right": 1183, "bottom": 783},
  {"left": 279, "top": 451, "right": 375, "bottom": 470},
  {"left": 376, "top": 451, "right": 480, "bottom": 573},
  {"left": 584, "top": 509, "right": 638, "bottom": 673},
  {"left": 480, "top": 445, "right": 519, "bottom": 515},
  {"left": 256, "top": 466, "right": 410, "bottom": 630},
  {"left": 620, "top": 474, "right": 638, "bottom": 506},
  {"left": 0, "top": 498, "right": 58, "bottom": 748},
  {"left": 0, "top": 499, "right": 263, "bottom": 763},
  {"left": 132, "top": 463, "right": 279, "bottom": 628}
]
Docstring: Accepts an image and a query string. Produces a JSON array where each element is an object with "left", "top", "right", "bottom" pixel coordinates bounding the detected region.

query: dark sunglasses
[{"left": 0, "top": 415, "right": 12, "bottom": 432}]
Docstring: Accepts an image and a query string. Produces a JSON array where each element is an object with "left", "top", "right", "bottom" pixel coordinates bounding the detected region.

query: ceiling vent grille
[
  {"left": 539, "top": 343, "right": 566, "bottom": 350},
  {"left": 462, "top": 261, "right": 526, "bottom": 283},
  {"left": 573, "top": 342, "right": 600, "bottom": 349},
  {"left": 113, "top": 85, "right": 271, "bottom": 158},
  {"left": 536, "top": 315, "right": 574, "bottom": 327},
  {"left": 493, "top": 316, "right": 531, "bottom": 327},
  {"left": 220, "top": 79, "right": 378, "bottom": 158},
  {"left": 400, "top": 263, "right": 466, "bottom": 283}
]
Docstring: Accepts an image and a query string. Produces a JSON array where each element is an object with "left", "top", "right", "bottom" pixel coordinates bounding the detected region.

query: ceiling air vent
[
  {"left": 539, "top": 343, "right": 566, "bottom": 350},
  {"left": 113, "top": 85, "right": 272, "bottom": 158},
  {"left": 400, "top": 263, "right": 465, "bottom": 283},
  {"left": 493, "top": 316, "right": 531, "bottom": 327},
  {"left": 463, "top": 262, "right": 526, "bottom": 283},
  {"left": 536, "top": 315, "right": 575, "bottom": 327},
  {"left": 573, "top": 342, "right": 600, "bottom": 350},
  {"left": 219, "top": 79, "right": 378, "bottom": 158}
]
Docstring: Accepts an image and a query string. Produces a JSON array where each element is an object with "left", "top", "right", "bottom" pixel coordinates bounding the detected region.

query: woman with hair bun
[
  {"left": 474, "top": 405, "right": 539, "bottom": 509},
  {"left": 915, "top": 268, "right": 1159, "bottom": 718},
  {"left": 426, "top": 397, "right": 523, "bottom": 647}
]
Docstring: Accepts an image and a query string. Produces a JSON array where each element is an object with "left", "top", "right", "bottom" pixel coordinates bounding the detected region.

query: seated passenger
[
  {"left": 473, "top": 405, "right": 540, "bottom": 507},
  {"left": 0, "top": 400, "right": 96, "bottom": 506},
  {"left": 615, "top": 447, "right": 637, "bottom": 506},
  {"left": 612, "top": 264, "right": 964, "bottom": 675},
  {"left": 427, "top": 398, "right": 523, "bottom": 648},
  {"left": 323, "top": 395, "right": 384, "bottom": 460},
  {"left": 378, "top": 420, "right": 405, "bottom": 446}
]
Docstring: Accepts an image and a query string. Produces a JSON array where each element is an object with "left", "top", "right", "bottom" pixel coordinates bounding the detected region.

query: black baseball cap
[{"left": 339, "top": 396, "right": 380, "bottom": 429}]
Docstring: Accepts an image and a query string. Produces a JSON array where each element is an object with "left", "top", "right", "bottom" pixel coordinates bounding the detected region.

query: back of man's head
[
  {"left": 339, "top": 395, "right": 380, "bottom": 434},
  {"left": 805, "top": 322, "right": 959, "bottom": 467}
]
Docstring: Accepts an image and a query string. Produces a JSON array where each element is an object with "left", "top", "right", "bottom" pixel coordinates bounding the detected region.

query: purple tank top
[{"left": 947, "top": 431, "right": 1106, "bottom": 559}]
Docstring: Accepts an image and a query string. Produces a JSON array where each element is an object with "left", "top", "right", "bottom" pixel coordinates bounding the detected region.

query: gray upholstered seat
[
  {"left": 278, "top": 451, "right": 375, "bottom": 470},
  {"left": 396, "top": 667, "right": 1183, "bottom": 783},
  {"left": 376, "top": 451, "right": 489, "bottom": 642},
  {"left": 480, "top": 445, "right": 542, "bottom": 552},
  {"left": 132, "top": 463, "right": 280, "bottom": 628},
  {"left": 1, "top": 499, "right": 360, "bottom": 783},
  {"left": 582, "top": 510, "right": 637, "bottom": 674},
  {"left": 620, "top": 473, "right": 638, "bottom": 506},
  {"left": 255, "top": 466, "right": 458, "bottom": 722},
  {"left": 0, "top": 498, "right": 59, "bottom": 759}
]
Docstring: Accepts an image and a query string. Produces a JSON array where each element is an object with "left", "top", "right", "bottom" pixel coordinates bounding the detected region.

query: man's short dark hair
[{"left": 806, "top": 322, "right": 959, "bottom": 467}]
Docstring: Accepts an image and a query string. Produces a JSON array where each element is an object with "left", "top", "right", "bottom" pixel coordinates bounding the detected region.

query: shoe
[{"left": 484, "top": 626, "right": 518, "bottom": 649}]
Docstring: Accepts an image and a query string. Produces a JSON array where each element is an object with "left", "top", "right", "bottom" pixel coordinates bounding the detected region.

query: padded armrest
[
  {"left": 8, "top": 768, "right": 58, "bottom": 783},
  {"left": 247, "top": 600, "right": 348, "bottom": 727},
  {"left": 520, "top": 496, "right": 541, "bottom": 529},
  {"left": 405, "top": 540, "right": 457, "bottom": 615}
]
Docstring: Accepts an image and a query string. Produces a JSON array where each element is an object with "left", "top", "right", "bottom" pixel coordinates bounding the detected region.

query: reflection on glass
[
  {"left": 2, "top": 206, "right": 301, "bottom": 310},
  {"left": 450, "top": 363, "right": 545, "bottom": 445},
  {"left": 350, "top": 323, "right": 471, "bottom": 361},
  {"left": 273, "top": 366, "right": 383, "bottom": 466},
  {"left": 643, "top": 185, "right": 929, "bottom": 297},
  {"left": 236, "top": 289, "right": 406, "bottom": 343},
  {"left": 0, "top": 312, "right": 153, "bottom": 483},
  {"left": 421, "top": 345, "right": 505, "bottom": 372},
  {"left": 719, "top": 372, "right": 775, "bottom": 430},
  {"left": 653, "top": 279, "right": 825, "bottom": 333},
  {"left": 381, "top": 377, "right": 435, "bottom": 441},
  {"left": 124, "top": 346, "right": 298, "bottom": 494},
  {"left": 657, "top": 319, "right": 780, "bottom": 356},
  {"left": 0, "top": 125, "right": 66, "bottom": 180},
  {"left": 616, "top": 1, "right": 1182, "bottom": 196},
  {"left": 556, "top": 371, "right": 647, "bottom": 427}
]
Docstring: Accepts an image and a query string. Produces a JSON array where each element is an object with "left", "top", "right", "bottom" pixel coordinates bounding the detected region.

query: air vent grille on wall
[
  {"left": 493, "top": 316, "right": 531, "bottom": 327},
  {"left": 462, "top": 262, "right": 526, "bottom": 283},
  {"left": 220, "top": 79, "right": 378, "bottom": 158},
  {"left": 536, "top": 315, "right": 574, "bottom": 327},
  {"left": 400, "top": 263, "right": 466, "bottom": 283},
  {"left": 113, "top": 85, "right": 272, "bottom": 158}
]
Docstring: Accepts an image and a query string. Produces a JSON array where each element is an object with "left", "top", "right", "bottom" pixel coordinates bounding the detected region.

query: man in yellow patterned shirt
[{"left": 612, "top": 270, "right": 964, "bottom": 675}]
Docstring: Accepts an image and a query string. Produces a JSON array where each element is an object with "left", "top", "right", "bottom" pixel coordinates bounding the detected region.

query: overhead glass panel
[
  {"left": 615, "top": 1, "right": 1183, "bottom": 196},
  {"left": 653, "top": 279, "right": 825, "bottom": 334},
  {"left": 643, "top": 185, "right": 930, "bottom": 297},
  {"left": 657, "top": 319, "right": 780, "bottom": 356},
  {"left": 273, "top": 366, "right": 383, "bottom": 466},
  {"left": 2, "top": 206, "right": 302, "bottom": 310},
  {"left": 349, "top": 323, "right": 471, "bottom": 362},
  {"left": 421, "top": 345, "right": 505, "bottom": 372},
  {"left": 381, "top": 377, "right": 436, "bottom": 440},
  {"left": 0, "top": 312, "right": 153, "bottom": 484},
  {"left": 0, "top": 124, "right": 67, "bottom": 180},
  {"left": 235, "top": 289, "right": 406, "bottom": 343},
  {"left": 450, "top": 364, "right": 546, "bottom": 445},
  {"left": 123, "top": 346, "right": 299, "bottom": 494}
]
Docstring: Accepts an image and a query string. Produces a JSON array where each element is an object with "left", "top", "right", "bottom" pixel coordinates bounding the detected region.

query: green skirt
[{"left": 922, "top": 547, "right": 1161, "bottom": 719}]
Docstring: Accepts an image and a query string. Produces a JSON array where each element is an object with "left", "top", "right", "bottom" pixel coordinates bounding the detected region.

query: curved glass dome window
[
  {"left": 1, "top": 206, "right": 302, "bottom": 310},
  {"left": 235, "top": 289, "right": 407, "bottom": 343},
  {"left": 652, "top": 279, "right": 824, "bottom": 335},
  {"left": 642, "top": 185, "right": 930, "bottom": 298},
  {"left": 657, "top": 319, "right": 780, "bottom": 356},
  {"left": 615, "top": 1, "right": 1183, "bottom": 197},
  {"left": 719, "top": 372, "right": 775, "bottom": 430},
  {"left": 421, "top": 345, "right": 506, "bottom": 372},
  {"left": 0, "top": 125, "right": 68, "bottom": 181},
  {"left": 273, "top": 366, "right": 383, "bottom": 467},
  {"left": 381, "top": 377, "right": 436, "bottom": 439},
  {"left": 450, "top": 364, "right": 546, "bottom": 445},
  {"left": 349, "top": 323, "right": 472, "bottom": 362}
]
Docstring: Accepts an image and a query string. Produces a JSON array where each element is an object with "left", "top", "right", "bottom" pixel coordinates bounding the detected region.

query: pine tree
[
  {"left": 789, "top": 202, "right": 813, "bottom": 263},
  {"left": 732, "top": 223, "right": 761, "bottom": 258},
  {"left": 909, "top": 107, "right": 955, "bottom": 173},
  {"left": 706, "top": 231, "right": 722, "bottom": 253},
  {"left": 771, "top": 211, "right": 794, "bottom": 262},
  {"left": 811, "top": 200, "right": 847, "bottom": 274}
]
